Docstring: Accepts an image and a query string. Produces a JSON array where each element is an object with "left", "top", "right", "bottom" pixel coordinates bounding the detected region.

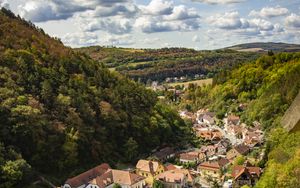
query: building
[
  {"left": 227, "top": 144, "right": 250, "bottom": 161},
  {"left": 196, "top": 128, "right": 223, "bottom": 142},
  {"left": 197, "top": 158, "right": 229, "bottom": 179},
  {"left": 196, "top": 110, "right": 215, "bottom": 125},
  {"left": 226, "top": 124, "right": 244, "bottom": 139},
  {"left": 63, "top": 163, "right": 111, "bottom": 188},
  {"left": 136, "top": 160, "right": 165, "bottom": 185},
  {"left": 215, "top": 139, "right": 231, "bottom": 155},
  {"left": 88, "top": 169, "right": 146, "bottom": 188},
  {"left": 156, "top": 170, "right": 187, "bottom": 188},
  {"left": 225, "top": 115, "right": 240, "bottom": 126},
  {"left": 152, "top": 147, "right": 176, "bottom": 162},
  {"left": 179, "top": 151, "right": 200, "bottom": 164},
  {"left": 232, "top": 163, "right": 262, "bottom": 188},
  {"left": 63, "top": 164, "right": 145, "bottom": 188},
  {"left": 200, "top": 145, "right": 217, "bottom": 157}
]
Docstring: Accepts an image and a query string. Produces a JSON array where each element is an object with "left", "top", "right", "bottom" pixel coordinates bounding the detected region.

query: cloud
[
  {"left": 249, "top": 19, "right": 274, "bottom": 31},
  {"left": 81, "top": 3, "right": 139, "bottom": 18},
  {"left": 190, "top": 0, "right": 245, "bottom": 4},
  {"left": 285, "top": 13, "right": 300, "bottom": 28},
  {"left": 164, "top": 5, "right": 199, "bottom": 20},
  {"left": 139, "top": 0, "right": 173, "bottom": 15},
  {"left": 192, "top": 35, "right": 200, "bottom": 42},
  {"left": 62, "top": 32, "right": 99, "bottom": 47},
  {"left": 18, "top": 0, "right": 132, "bottom": 22},
  {"left": 249, "top": 6, "right": 289, "bottom": 18},
  {"left": 135, "top": 1, "right": 201, "bottom": 33},
  {"left": 81, "top": 17, "right": 133, "bottom": 34},
  {"left": 135, "top": 15, "right": 201, "bottom": 33},
  {"left": 209, "top": 11, "right": 249, "bottom": 30},
  {"left": 100, "top": 34, "right": 134, "bottom": 46},
  {"left": 0, "top": 0, "right": 9, "bottom": 9}
]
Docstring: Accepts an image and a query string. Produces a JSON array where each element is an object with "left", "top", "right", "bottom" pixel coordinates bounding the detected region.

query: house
[
  {"left": 243, "top": 131, "right": 264, "bottom": 148},
  {"left": 136, "top": 160, "right": 165, "bottom": 185},
  {"left": 197, "top": 158, "right": 229, "bottom": 179},
  {"left": 196, "top": 110, "right": 215, "bottom": 125},
  {"left": 63, "top": 164, "right": 145, "bottom": 188},
  {"left": 179, "top": 111, "right": 196, "bottom": 121},
  {"left": 225, "top": 115, "right": 240, "bottom": 126},
  {"left": 164, "top": 164, "right": 178, "bottom": 171},
  {"left": 215, "top": 140, "right": 231, "bottom": 155},
  {"left": 232, "top": 163, "right": 262, "bottom": 188},
  {"left": 196, "top": 128, "right": 223, "bottom": 142},
  {"left": 226, "top": 144, "right": 250, "bottom": 161},
  {"left": 200, "top": 145, "right": 217, "bottom": 157},
  {"left": 88, "top": 169, "right": 146, "bottom": 188},
  {"left": 156, "top": 170, "right": 187, "bottom": 188},
  {"left": 226, "top": 125, "right": 244, "bottom": 139},
  {"left": 157, "top": 168, "right": 195, "bottom": 188},
  {"left": 179, "top": 151, "right": 200, "bottom": 164},
  {"left": 152, "top": 147, "right": 176, "bottom": 162},
  {"left": 63, "top": 163, "right": 111, "bottom": 188}
]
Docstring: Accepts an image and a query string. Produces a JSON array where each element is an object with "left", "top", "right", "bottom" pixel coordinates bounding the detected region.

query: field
[{"left": 167, "top": 78, "right": 213, "bottom": 87}]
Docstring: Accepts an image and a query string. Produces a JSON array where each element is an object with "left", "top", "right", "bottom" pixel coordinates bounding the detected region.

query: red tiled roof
[
  {"left": 65, "top": 163, "right": 111, "bottom": 187},
  {"left": 232, "top": 165, "right": 261, "bottom": 180},
  {"left": 234, "top": 144, "right": 250, "bottom": 155},
  {"left": 165, "top": 164, "right": 177, "bottom": 171}
]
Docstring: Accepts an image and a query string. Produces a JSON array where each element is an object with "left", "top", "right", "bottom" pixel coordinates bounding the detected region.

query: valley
[{"left": 0, "top": 5, "right": 300, "bottom": 188}]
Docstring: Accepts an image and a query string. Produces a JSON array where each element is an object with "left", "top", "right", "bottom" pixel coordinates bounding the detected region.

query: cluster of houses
[{"left": 61, "top": 109, "right": 264, "bottom": 188}]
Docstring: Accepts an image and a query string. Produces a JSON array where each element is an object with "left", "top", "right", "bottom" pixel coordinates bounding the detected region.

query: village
[{"left": 61, "top": 108, "right": 265, "bottom": 188}]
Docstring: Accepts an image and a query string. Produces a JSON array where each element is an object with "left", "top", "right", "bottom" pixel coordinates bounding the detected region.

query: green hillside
[
  {"left": 179, "top": 52, "right": 300, "bottom": 187},
  {"left": 76, "top": 46, "right": 259, "bottom": 83},
  {"left": 0, "top": 8, "right": 193, "bottom": 187},
  {"left": 227, "top": 42, "right": 300, "bottom": 52}
]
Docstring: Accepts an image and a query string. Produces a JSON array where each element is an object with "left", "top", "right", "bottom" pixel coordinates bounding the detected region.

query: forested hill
[
  {"left": 226, "top": 42, "right": 300, "bottom": 52},
  {"left": 179, "top": 52, "right": 300, "bottom": 187},
  {"left": 0, "top": 8, "right": 193, "bottom": 187},
  {"left": 76, "top": 46, "right": 259, "bottom": 83}
]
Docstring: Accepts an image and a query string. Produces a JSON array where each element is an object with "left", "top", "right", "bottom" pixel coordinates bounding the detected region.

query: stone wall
[{"left": 281, "top": 91, "right": 300, "bottom": 132}]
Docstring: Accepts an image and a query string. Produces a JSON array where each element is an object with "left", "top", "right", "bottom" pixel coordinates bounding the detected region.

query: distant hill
[
  {"left": 226, "top": 42, "right": 300, "bottom": 52},
  {"left": 76, "top": 46, "right": 259, "bottom": 83}
]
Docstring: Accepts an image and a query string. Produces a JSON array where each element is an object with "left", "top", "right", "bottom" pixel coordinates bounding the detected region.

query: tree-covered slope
[
  {"left": 76, "top": 46, "right": 259, "bottom": 83},
  {"left": 0, "top": 8, "right": 193, "bottom": 187},
  {"left": 179, "top": 52, "right": 300, "bottom": 187}
]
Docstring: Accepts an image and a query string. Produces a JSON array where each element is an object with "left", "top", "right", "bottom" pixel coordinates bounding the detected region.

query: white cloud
[
  {"left": 100, "top": 34, "right": 134, "bottom": 46},
  {"left": 164, "top": 5, "right": 199, "bottom": 20},
  {"left": 139, "top": 0, "right": 173, "bottom": 15},
  {"left": 62, "top": 32, "right": 99, "bottom": 47},
  {"left": 209, "top": 11, "right": 249, "bottom": 30},
  {"left": 190, "top": 0, "right": 245, "bottom": 4},
  {"left": 285, "top": 13, "right": 300, "bottom": 28},
  {"left": 192, "top": 35, "right": 200, "bottom": 42},
  {"left": 18, "top": 0, "right": 132, "bottom": 22},
  {"left": 80, "top": 17, "right": 133, "bottom": 34},
  {"left": 81, "top": 3, "right": 138, "bottom": 18},
  {"left": 249, "top": 19, "right": 274, "bottom": 31},
  {"left": 249, "top": 6, "right": 289, "bottom": 18},
  {"left": 0, "top": 0, "right": 9, "bottom": 9},
  {"left": 135, "top": 1, "right": 201, "bottom": 33}
]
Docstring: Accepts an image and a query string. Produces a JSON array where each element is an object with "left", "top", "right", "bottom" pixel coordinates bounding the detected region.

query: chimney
[{"left": 149, "top": 161, "right": 154, "bottom": 173}]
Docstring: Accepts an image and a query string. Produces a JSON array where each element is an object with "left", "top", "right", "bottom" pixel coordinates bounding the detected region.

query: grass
[
  {"left": 127, "top": 61, "right": 153, "bottom": 67},
  {"left": 167, "top": 78, "right": 213, "bottom": 87}
]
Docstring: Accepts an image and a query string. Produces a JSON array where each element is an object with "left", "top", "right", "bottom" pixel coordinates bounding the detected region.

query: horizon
[{"left": 1, "top": 0, "right": 300, "bottom": 50}]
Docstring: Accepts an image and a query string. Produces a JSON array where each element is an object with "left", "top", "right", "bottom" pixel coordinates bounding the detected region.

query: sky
[{"left": 1, "top": 0, "right": 300, "bottom": 49}]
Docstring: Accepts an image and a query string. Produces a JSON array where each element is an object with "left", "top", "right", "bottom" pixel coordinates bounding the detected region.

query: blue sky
[{"left": 1, "top": 0, "right": 300, "bottom": 49}]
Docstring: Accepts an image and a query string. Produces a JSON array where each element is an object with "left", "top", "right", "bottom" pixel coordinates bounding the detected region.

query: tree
[
  {"left": 112, "top": 183, "right": 122, "bottom": 188},
  {"left": 124, "top": 137, "right": 138, "bottom": 162},
  {"left": 153, "top": 180, "right": 164, "bottom": 188},
  {"left": 233, "top": 155, "right": 246, "bottom": 166}
]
